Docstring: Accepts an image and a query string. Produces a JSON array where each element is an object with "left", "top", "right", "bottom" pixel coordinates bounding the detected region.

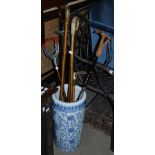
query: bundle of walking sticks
[
  {"left": 59, "top": 6, "right": 80, "bottom": 102},
  {"left": 59, "top": 6, "right": 111, "bottom": 103}
]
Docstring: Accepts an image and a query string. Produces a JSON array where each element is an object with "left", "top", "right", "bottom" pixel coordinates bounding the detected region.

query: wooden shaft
[
  {"left": 67, "top": 34, "right": 74, "bottom": 102},
  {"left": 59, "top": 6, "right": 70, "bottom": 101},
  {"left": 73, "top": 72, "right": 76, "bottom": 101},
  {"left": 56, "top": 69, "right": 61, "bottom": 82}
]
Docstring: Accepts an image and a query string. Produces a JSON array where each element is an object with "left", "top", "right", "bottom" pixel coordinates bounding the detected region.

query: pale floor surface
[{"left": 54, "top": 124, "right": 114, "bottom": 155}]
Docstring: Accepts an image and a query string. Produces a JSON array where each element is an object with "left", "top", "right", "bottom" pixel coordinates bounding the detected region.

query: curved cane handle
[
  {"left": 71, "top": 16, "right": 80, "bottom": 35},
  {"left": 96, "top": 30, "right": 111, "bottom": 57}
]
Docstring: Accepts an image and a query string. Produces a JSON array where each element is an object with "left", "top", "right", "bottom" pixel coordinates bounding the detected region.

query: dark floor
[{"left": 84, "top": 94, "right": 113, "bottom": 135}]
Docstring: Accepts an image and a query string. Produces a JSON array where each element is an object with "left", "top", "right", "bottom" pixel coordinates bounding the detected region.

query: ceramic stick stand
[{"left": 52, "top": 84, "right": 86, "bottom": 152}]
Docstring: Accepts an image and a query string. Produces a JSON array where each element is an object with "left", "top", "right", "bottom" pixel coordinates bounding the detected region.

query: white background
[{"left": 0, "top": 0, "right": 155, "bottom": 154}]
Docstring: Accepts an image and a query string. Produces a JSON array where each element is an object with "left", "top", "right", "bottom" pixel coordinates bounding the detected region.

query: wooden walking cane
[
  {"left": 67, "top": 17, "right": 80, "bottom": 102},
  {"left": 59, "top": 6, "right": 70, "bottom": 101},
  {"left": 76, "top": 30, "right": 111, "bottom": 101},
  {"left": 95, "top": 30, "right": 111, "bottom": 57}
]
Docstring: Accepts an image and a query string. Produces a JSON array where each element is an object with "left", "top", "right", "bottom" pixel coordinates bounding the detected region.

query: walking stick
[
  {"left": 76, "top": 30, "right": 111, "bottom": 101},
  {"left": 59, "top": 6, "right": 70, "bottom": 101},
  {"left": 67, "top": 16, "right": 80, "bottom": 102}
]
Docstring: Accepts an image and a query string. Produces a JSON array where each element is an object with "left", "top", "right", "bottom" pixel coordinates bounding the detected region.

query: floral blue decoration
[
  {"left": 53, "top": 102, "right": 85, "bottom": 113},
  {"left": 52, "top": 100, "right": 85, "bottom": 152}
]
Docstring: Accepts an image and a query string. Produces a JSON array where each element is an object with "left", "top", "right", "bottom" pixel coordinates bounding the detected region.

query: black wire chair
[{"left": 73, "top": 13, "right": 114, "bottom": 151}]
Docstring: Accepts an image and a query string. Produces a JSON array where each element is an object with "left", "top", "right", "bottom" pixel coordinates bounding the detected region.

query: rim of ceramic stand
[{"left": 52, "top": 84, "right": 86, "bottom": 106}]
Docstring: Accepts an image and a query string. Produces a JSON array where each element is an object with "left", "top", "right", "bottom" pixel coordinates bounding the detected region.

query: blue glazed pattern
[
  {"left": 53, "top": 101, "right": 85, "bottom": 152},
  {"left": 53, "top": 101, "right": 85, "bottom": 113}
]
